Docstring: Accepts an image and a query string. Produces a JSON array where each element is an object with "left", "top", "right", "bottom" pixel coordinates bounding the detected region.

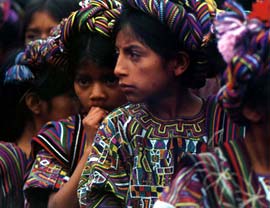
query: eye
[
  {"left": 127, "top": 48, "right": 141, "bottom": 61},
  {"left": 75, "top": 76, "right": 92, "bottom": 88},
  {"left": 25, "top": 34, "right": 38, "bottom": 42},
  {"left": 103, "top": 75, "right": 119, "bottom": 86},
  {"left": 25, "top": 30, "right": 41, "bottom": 42}
]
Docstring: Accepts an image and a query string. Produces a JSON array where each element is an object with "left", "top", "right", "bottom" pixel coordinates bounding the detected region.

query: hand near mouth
[{"left": 82, "top": 106, "right": 109, "bottom": 149}]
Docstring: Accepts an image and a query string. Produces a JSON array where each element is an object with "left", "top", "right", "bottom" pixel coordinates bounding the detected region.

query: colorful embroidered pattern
[
  {"left": 156, "top": 140, "right": 270, "bottom": 207},
  {"left": 24, "top": 114, "right": 87, "bottom": 203},
  {"left": 24, "top": 150, "right": 70, "bottom": 191},
  {"left": 78, "top": 98, "right": 243, "bottom": 208}
]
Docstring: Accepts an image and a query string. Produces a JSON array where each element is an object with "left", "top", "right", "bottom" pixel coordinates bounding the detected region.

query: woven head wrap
[
  {"left": 47, "top": 0, "right": 121, "bottom": 66},
  {"left": 122, "top": 0, "right": 218, "bottom": 51},
  {"left": 216, "top": 0, "right": 270, "bottom": 123},
  {"left": 4, "top": 39, "right": 52, "bottom": 83}
]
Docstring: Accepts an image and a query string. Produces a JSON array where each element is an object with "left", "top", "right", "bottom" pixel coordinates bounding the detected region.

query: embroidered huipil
[
  {"left": 78, "top": 97, "right": 245, "bottom": 208},
  {"left": 24, "top": 114, "right": 87, "bottom": 205}
]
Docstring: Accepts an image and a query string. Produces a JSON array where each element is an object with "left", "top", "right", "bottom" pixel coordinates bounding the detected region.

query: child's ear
[
  {"left": 24, "top": 92, "right": 42, "bottom": 115},
  {"left": 168, "top": 51, "right": 190, "bottom": 77},
  {"left": 242, "top": 106, "right": 263, "bottom": 123}
]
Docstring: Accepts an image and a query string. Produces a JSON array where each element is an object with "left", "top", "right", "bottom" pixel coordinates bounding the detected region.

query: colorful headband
[
  {"left": 215, "top": 0, "right": 270, "bottom": 122},
  {"left": 46, "top": 0, "right": 121, "bottom": 66},
  {"left": 123, "top": 0, "right": 218, "bottom": 51},
  {"left": 4, "top": 39, "right": 51, "bottom": 84}
]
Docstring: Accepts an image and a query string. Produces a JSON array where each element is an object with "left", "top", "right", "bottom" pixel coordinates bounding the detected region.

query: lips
[{"left": 119, "top": 83, "right": 135, "bottom": 91}]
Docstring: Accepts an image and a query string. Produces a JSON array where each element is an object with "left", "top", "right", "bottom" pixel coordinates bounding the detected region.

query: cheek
[
  {"left": 49, "top": 97, "right": 78, "bottom": 119},
  {"left": 74, "top": 85, "right": 87, "bottom": 103},
  {"left": 107, "top": 88, "right": 127, "bottom": 106}
]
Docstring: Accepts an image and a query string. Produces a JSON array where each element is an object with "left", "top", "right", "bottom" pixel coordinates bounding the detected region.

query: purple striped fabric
[{"left": 0, "top": 142, "right": 27, "bottom": 208}]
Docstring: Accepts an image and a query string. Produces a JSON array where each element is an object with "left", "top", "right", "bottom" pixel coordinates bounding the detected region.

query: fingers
[
  {"left": 82, "top": 107, "right": 109, "bottom": 146},
  {"left": 83, "top": 107, "right": 108, "bottom": 129}
]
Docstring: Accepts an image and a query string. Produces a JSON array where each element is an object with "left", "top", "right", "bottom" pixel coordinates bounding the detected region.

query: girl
[
  {"left": 0, "top": 39, "right": 78, "bottom": 207},
  {"left": 22, "top": 0, "right": 80, "bottom": 44},
  {"left": 23, "top": 1, "right": 127, "bottom": 207},
  {"left": 154, "top": 0, "right": 270, "bottom": 207},
  {"left": 77, "top": 0, "right": 244, "bottom": 207}
]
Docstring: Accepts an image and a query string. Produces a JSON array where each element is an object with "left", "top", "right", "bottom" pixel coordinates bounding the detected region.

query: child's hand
[{"left": 82, "top": 107, "right": 108, "bottom": 147}]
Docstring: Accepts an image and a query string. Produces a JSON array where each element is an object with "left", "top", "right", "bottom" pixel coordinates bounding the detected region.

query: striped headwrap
[
  {"left": 122, "top": 0, "right": 218, "bottom": 51},
  {"left": 4, "top": 39, "right": 52, "bottom": 83},
  {"left": 216, "top": 0, "right": 270, "bottom": 123},
  {"left": 47, "top": 0, "right": 121, "bottom": 66}
]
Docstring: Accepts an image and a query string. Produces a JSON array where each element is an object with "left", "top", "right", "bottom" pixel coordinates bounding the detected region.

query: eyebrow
[
  {"left": 119, "top": 44, "right": 143, "bottom": 53},
  {"left": 26, "top": 27, "right": 54, "bottom": 34},
  {"left": 26, "top": 28, "right": 41, "bottom": 34}
]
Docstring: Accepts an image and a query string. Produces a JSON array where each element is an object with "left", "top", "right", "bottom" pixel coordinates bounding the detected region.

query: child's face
[
  {"left": 74, "top": 61, "right": 127, "bottom": 114},
  {"left": 114, "top": 26, "right": 174, "bottom": 104},
  {"left": 25, "top": 11, "right": 58, "bottom": 44}
]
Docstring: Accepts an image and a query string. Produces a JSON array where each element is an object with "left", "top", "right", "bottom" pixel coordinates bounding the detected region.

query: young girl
[
  {"left": 0, "top": 41, "right": 78, "bottom": 157},
  {"left": 0, "top": 39, "right": 77, "bottom": 207},
  {"left": 23, "top": 1, "right": 127, "bottom": 207},
  {"left": 77, "top": 0, "right": 244, "bottom": 207},
  {"left": 154, "top": 0, "right": 270, "bottom": 207},
  {"left": 22, "top": 0, "right": 80, "bottom": 44}
]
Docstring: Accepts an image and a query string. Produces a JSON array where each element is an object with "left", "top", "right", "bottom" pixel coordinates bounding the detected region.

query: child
[
  {"left": 154, "top": 0, "right": 270, "bottom": 207},
  {"left": 23, "top": 1, "right": 127, "bottom": 207},
  {"left": 0, "top": 39, "right": 77, "bottom": 207},
  {"left": 77, "top": 0, "right": 245, "bottom": 207},
  {"left": 0, "top": 41, "right": 78, "bottom": 157},
  {"left": 22, "top": 0, "right": 80, "bottom": 44}
]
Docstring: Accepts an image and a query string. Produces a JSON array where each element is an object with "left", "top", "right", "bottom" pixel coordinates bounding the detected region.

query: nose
[
  {"left": 89, "top": 82, "right": 107, "bottom": 101},
  {"left": 40, "top": 33, "right": 48, "bottom": 40},
  {"left": 114, "top": 53, "right": 127, "bottom": 78},
  {"left": 40, "top": 31, "right": 51, "bottom": 40}
]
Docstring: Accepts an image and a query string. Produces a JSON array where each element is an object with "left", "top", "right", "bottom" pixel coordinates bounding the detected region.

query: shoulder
[
  {"left": 34, "top": 114, "right": 81, "bottom": 143},
  {"left": 0, "top": 141, "right": 27, "bottom": 163},
  {"left": 0, "top": 141, "right": 27, "bottom": 176},
  {"left": 38, "top": 114, "right": 80, "bottom": 134},
  {"left": 103, "top": 103, "right": 143, "bottom": 123},
  {"left": 205, "top": 95, "right": 245, "bottom": 145},
  {"left": 30, "top": 114, "right": 85, "bottom": 166}
]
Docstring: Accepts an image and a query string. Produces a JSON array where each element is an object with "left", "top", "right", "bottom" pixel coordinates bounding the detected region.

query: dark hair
[
  {"left": 21, "top": 0, "right": 80, "bottom": 42},
  {"left": 243, "top": 71, "right": 270, "bottom": 117},
  {"left": 68, "top": 32, "right": 117, "bottom": 77},
  {"left": 0, "top": 50, "right": 73, "bottom": 142},
  {"left": 113, "top": 6, "right": 223, "bottom": 89}
]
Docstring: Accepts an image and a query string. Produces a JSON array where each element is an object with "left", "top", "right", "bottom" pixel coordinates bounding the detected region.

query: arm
[
  {"left": 78, "top": 115, "right": 130, "bottom": 207},
  {"left": 47, "top": 146, "right": 92, "bottom": 208},
  {"left": 47, "top": 107, "right": 108, "bottom": 208}
]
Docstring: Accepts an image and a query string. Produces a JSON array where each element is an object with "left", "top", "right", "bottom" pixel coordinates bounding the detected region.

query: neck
[
  {"left": 146, "top": 88, "right": 203, "bottom": 120},
  {"left": 17, "top": 120, "right": 39, "bottom": 158},
  {"left": 245, "top": 123, "right": 270, "bottom": 174}
]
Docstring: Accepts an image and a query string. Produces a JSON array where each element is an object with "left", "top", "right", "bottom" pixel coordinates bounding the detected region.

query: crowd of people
[{"left": 0, "top": 0, "right": 269, "bottom": 207}]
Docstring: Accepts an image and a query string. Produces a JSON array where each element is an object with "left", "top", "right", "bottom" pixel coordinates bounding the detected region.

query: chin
[{"left": 126, "top": 96, "right": 143, "bottom": 104}]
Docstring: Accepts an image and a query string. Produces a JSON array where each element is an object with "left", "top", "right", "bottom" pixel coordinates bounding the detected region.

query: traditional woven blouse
[{"left": 77, "top": 97, "right": 244, "bottom": 208}]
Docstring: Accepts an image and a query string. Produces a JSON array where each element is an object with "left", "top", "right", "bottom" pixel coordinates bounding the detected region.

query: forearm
[{"left": 48, "top": 147, "right": 92, "bottom": 208}]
